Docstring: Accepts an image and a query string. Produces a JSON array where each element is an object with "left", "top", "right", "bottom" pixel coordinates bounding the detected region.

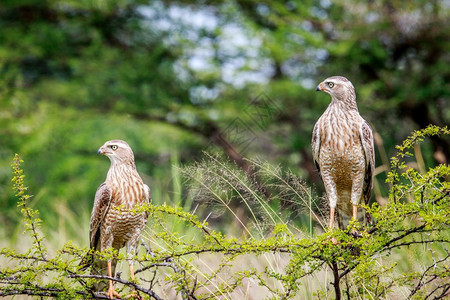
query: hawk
[
  {"left": 312, "top": 76, "right": 374, "bottom": 232},
  {"left": 83, "top": 140, "right": 150, "bottom": 299}
]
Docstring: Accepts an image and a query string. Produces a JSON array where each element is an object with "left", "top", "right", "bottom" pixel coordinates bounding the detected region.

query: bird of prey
[
  {"left": 312, "top": 76, "right": 374, "bottom": 232},
  {"left": 84, "top": 140, "right": 150, "bottom": 299}
]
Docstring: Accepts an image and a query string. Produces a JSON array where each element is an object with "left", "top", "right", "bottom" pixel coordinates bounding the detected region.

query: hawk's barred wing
[
  {"left": 360, "top": 120, "right": 375, "bottom": 207},
  {"left": 311, "top": 121, "right": 322, "bottom": 179},
  {"left": 89, "top": 182, "right": 112, "bottom": 249}
]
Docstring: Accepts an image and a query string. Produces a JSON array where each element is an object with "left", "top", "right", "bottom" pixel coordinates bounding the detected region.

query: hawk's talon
[
  {"left": 107, "top": 287, "right": 121, "bottom": 299},
  {"left": 125, "top": 291, "right": 143, "bottom": 299}
]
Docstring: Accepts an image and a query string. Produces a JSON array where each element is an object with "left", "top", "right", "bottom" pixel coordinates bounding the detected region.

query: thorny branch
[
  {"left": 68, "top": 274, "right": 163, "bottom": 300},
  {"left": 408, "top": 251, "right": 450, "bottom": 298},
  {"left": 2, "top": 127, "right": 449, "bottom": 299}
]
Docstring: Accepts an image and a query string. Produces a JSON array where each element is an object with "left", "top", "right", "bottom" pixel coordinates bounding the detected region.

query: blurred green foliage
[{"left": 0, "top": 0, "right": 449, "bottom": 241}]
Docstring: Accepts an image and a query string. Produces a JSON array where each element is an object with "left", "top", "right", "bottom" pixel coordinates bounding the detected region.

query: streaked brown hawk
[
  {"left": 312, "top": 76, "right": 374, "bottom": 232},
  {"left": 84, "top": 140, "right": 150, "bottom": 299}
]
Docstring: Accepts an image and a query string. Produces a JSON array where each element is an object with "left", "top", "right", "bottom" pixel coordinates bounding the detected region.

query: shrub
[{"left": 1, "top": 126, "right": 449, "bottom": 299}]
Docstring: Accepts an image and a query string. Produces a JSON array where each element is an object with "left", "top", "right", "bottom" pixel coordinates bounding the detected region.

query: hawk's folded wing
[
  {"left": 360, "top": 121, "right": 375, "bottom": 206},
  {"left": 89, "top": 183, "right": 112, "bottom": 249},
  {"left": 312, "top": 121, "right": 321, "bottom": 179}
]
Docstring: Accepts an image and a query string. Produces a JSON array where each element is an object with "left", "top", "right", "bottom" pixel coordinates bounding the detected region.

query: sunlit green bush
[{"left": 1, "top": 126, "right": 449, "bottom": 299}]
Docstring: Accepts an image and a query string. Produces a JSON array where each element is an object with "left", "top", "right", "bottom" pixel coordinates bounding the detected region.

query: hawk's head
[
  {"left": 315, "top": 76, "right": 355, "bottom": 102},
  {"left": 97, "top": 140, "right": 135, "bottom": 164}
]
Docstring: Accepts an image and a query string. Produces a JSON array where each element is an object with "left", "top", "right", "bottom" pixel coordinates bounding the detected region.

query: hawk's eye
[
  {"left": 327, "top": 82, "right": 334, "bottom": 88},
  {"left": 111, "top": 145, "right": 118, "bottom": 150}
]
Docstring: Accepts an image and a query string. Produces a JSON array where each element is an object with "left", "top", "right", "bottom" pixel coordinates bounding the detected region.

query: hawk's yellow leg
[{"left": 107, "top": 261, "right": 121, "bottom": 299}]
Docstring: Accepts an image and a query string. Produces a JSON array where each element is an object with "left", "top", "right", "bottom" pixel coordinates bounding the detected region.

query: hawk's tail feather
[
  {"left": 336, "top": 207, "right": 372, "bottom": 229},
  {"left": 78, "top": 249, "right": 94, "bottom": 271},
  {"left": 78, "top": 249, "right": 118, "bottom": 292},
  {"left": 365, "top": 211, "right": 373, "bottom": 225}
]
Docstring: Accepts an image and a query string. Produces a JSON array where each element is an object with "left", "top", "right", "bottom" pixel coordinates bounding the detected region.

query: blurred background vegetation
[{"left": 0, "top": 0, "right": 449, "bottom": 246}]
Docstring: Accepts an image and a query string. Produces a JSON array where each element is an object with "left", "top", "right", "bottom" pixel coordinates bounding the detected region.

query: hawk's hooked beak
[
  {"left": 315, "top": 83, "right": 323, "bottom": 91},
  {"left": 97, "top": 147, "right": 104, "bottom": 155}
]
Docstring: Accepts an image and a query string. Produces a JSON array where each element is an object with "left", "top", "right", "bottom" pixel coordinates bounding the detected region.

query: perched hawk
[
  {"left": 312, "top": 76, "right": 374, "bottom": 231},
  {"left": 84, "top": 140, "right": 150, "bottom": 299}
]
